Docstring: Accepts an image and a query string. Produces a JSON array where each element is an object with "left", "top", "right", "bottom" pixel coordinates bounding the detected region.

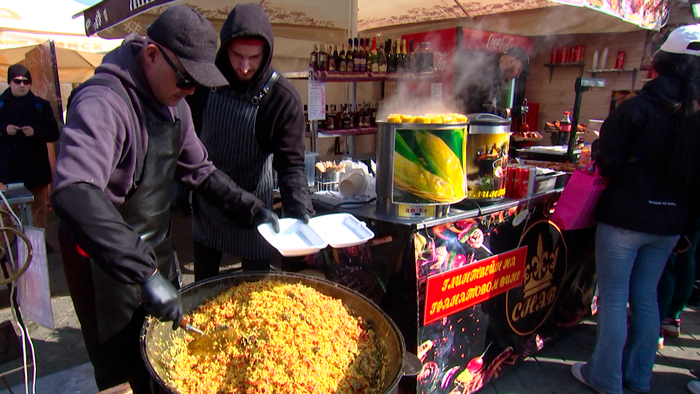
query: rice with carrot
[{"left": 159, "top": 280, "right": 386, "bottom": 394}]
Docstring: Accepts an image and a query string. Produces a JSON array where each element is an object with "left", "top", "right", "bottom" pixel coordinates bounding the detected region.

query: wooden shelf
[
  {"left": 283, "top": 70, "right": 439, "bottom": 83},
  {"left": 316, "top": 127, "right": 377, "bottom": 137},
  {"left": 586, "top": 68, "right": 638, "bottom": 90},
  {"left": 543, "top": 62, "right": 585, "bottom": 82}
]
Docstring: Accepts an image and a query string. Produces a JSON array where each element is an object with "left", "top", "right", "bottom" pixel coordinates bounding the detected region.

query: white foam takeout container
[{"left": 257, "top": 213, "right": 375, "bottom": 257}]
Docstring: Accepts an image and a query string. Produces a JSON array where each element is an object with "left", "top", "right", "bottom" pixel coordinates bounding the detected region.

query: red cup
[
  {"left": 615, "top": 51, "right": 625, "bottom": 69},
  {"left": 551, "top": 47, "right": 560, "bottom": 64},
  {"left": 559, "top": 46, "right": 569, "bottom": 63}
]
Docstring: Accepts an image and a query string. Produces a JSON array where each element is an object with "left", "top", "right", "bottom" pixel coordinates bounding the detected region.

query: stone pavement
[{"left": 2, "top": 212, "right": 700, "bottom": 394}]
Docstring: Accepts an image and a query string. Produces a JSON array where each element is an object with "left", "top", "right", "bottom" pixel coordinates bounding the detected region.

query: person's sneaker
[
  {"left": 571, "top": 362, "right": 607, "bottom": 394},
  {"left": 662, "top": 318, "right": 681, "bottom": 338},
  {"left": 688, "top": 380, "right": 700, "bottom": 394}
]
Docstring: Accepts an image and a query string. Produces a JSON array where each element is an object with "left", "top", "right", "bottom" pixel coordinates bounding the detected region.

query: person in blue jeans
[
  {"left": 570, "top": 24, "right": 700, "bottom": 394},
  {"left": 657, "top": 219, "right": 700, "bottom": 349}
]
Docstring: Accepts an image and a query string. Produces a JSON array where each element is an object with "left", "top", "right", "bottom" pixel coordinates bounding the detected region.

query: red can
[
  {"left": 515, "top": 166, "right": 531, "bottom": 199},
  {"left": 559, "top": 46, "right": 569, "bottom": 63},
  {"left": 551, "top": 47, "right": 560, "bottom": 64},
  {"left": 615, "top": 51, "right": 625, "bottom": 69},
  {"left": 506, "top": 166, "right": 518, "bottom": 198}
]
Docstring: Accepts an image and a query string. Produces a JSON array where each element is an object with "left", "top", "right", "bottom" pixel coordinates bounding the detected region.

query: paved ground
[{"left": 1, "top": 212, "right": 700, "bottom": 394}]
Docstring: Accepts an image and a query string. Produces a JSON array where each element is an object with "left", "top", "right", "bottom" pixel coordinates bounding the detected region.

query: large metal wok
[{"left": 141, "top": 271, "right": 421, "bottom": 394}]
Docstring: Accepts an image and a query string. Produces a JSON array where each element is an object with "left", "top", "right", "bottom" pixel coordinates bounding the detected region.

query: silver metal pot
[
  {"left": 140, "top": 272, "right": 421, "bottom": 394},
  {"left": 376, "top": 121, "right": 469, "bottom": 218},
  {"left": 466, "top": 113, "right": 511, "bottom": 201}
]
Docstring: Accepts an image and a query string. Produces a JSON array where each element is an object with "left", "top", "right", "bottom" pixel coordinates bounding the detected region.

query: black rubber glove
[
  {"left": 140, "top": 271, "right": 183, "bottom": 330},
  {"left": 253, "top": 208, "right": 280, "bottom": 233},
  {"left": 172, "top": 182, "right": 191, "bottom": 215},
  {"left": 295, "top": 212, "right": 311, "bottom": 224}
]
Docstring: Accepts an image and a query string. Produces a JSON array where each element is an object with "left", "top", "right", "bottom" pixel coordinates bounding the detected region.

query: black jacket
[
  {"left": 188, "top": 3, "right": 313, "bottom": 219},
  {"left": 0, "top": 90, "right": 59, "bottom": 188},
  {"left": 455, "top": 51, "right": 512, "bottom": 118},
  {"left": 595, "top": 75, "right": 699, "bottom": 235}
]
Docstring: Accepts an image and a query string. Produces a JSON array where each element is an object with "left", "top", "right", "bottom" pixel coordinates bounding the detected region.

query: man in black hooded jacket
[
  {"left": 0, "top": 64, "right": 59, "bottom": 233},
  {"left": 187, "top": 3, "right": 314, "bottom": 279}
]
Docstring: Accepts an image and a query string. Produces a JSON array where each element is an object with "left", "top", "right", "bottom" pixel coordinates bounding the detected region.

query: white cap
[{"left": 659, "top": 24, "right": 700, "bottom": 56}]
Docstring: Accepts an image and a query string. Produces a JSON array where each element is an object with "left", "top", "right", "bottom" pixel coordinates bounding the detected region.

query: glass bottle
[
  {"left": 386, "top": 39, "right": 395, "bottom": 73},
  {"left": 358, "top": 38, "right": 365, "bottom": 72},
  {"left": 310, "top": 43, "right": 318, "bottom": 70},
  {"left": 377, "top": 38, "right": 387, "bottom": 72},
  {"left": 341, "top": 104, "right": 352, "bottom": 129},
  {"left": 318, "top": 43, "right": 327, "bottom": 71},
  {"left": 338, "top": 43, "right": 346, "bottom": 72},
  {"left": 415, "top": 42, "right": 434, "bottom": 73},
  {"left": 326, "top": 104, "right": 336, "bottom": 130},
  {"left": 370, "top": 37, "right": 379, "bottom": 73},
  {"left": 353, "top": 38, "right": 360, "bottom": 72},
  {"left": 408, "top": 40, "right": 415, "bottom": 72},
  {"left": 328, "top": 44, "right": 337, "bottom": 72},
  {"left": 346, "top": 39, "right": 354, "bottom": 72}
]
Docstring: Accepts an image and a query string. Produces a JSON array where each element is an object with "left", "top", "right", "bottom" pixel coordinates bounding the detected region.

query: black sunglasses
[
  {"left": 154, "top": 44, "right": 196, "bottom": 90},
  {"left": 12, "top": 78, "right": 30, "bottom": 85}
]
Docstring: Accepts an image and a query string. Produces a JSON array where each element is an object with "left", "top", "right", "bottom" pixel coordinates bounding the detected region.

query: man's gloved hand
[
  {"left": 172, "top": 182, "right": 191, "bottom": 215},
  {"left": 291, "top": 212, "right": 311, "bottom": 224},
  {"left": 253, "top": 208, "right": 280, "bottom": 233},
  {"left": 140, "top": 271, "right": 183, "bottom": 330}
]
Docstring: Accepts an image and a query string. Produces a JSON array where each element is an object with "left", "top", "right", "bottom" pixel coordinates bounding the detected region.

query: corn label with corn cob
[{"left": 392, "top": 128, "right": 467, "bottom": 204}]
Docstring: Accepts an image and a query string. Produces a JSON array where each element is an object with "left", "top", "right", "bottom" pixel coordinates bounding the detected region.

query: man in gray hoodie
[{"left": 51, "top": 6, "right": 278, "bottom": 392}]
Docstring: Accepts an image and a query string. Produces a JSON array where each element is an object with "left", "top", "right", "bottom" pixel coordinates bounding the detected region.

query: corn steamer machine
[{"left": 376, "top": 118, "right": 469, "bottom": 219}]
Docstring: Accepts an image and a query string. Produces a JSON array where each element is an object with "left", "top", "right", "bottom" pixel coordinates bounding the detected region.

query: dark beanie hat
[{"left": 8, "top": 64, "right": 31, "bottom": 84}]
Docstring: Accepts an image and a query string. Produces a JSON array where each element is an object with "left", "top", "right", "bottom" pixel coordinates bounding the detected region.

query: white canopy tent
[
  {"left": 80, "top": 0, "right": 664, "bottom": 41},
  {"left": 0, "top": 43, "right": 104, "bottom": 83}
]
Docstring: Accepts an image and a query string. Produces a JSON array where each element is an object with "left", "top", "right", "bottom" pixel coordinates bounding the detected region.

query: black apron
[
  {"left": 192, "top": 72, "right": 279, "bottom": 260},
  {"left": 61, "top": 79, "right": 182, "bottom": 341}
]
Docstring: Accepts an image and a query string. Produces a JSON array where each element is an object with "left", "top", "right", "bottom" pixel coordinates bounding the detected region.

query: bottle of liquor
[
  {"left": 358, "top": 38, "right": 366, "bottom": 72},
  {"left": 386, "top": 39, "right": 395, "bottom": 73},
  {"left": 346, "top": 39, "right": 354, "bottom": 72},
  {"left": 370, "top": 101, "right": 378, "bottom": 127},
  {"left": 370, "top": 37, "right": 379, "bottom": 73},
  {"left": 353, "top": 38, "right": 360, "bottom": 72},
  {"left": 338, "top": 43, "right": 346, "bottom": 72},
  {"left": 341, "top": 104, "right": 352, "bottom": 129},
  {"left": 399, "top": 39, "right": 408, "bottom": 72},
  {"left": 318, "top": 43, "right": 328, "bottom": 71},
  {"left": 377, "top": 38, "right": 387, "bottom": 72},
  {"left": 310, "top": 43, "right": 318, "bottom": 70},
  {"left": 408, "top": 40, "right": 415, "bottom": 72},
  {"left": 326, "top": 104, "right": 336, "bottom": 130},
  {"left": 352, "top": 103, "right": 361, "bottom": 128},
  {"left": 328, "top": 44, "right": 337, "bottom": 72}
]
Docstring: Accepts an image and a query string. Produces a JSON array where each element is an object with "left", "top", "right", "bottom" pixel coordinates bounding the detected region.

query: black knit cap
[
  {"left": 8, "top": 64, "right": 31, "bottom": 84},
  {"left": 504, "top": 47, "right": 531, "bottom": 74},
  {"left": 146, "top": 5, "right": 228, "bottom": 87}
]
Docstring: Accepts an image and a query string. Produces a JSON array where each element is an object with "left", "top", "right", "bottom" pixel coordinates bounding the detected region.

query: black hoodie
[
  {"left": 595, "top": 75, "right": 700, "bottom": 235},
  {"left": 188, "top": 3, "right": 313, "bottom": 218}
]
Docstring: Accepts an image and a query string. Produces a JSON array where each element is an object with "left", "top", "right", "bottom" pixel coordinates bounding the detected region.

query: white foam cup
[{"left": 339, "top": 172, "right": 367, "bottom": 197}]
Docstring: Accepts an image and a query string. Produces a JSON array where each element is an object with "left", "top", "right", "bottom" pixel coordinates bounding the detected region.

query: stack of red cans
[{"left": 506, "top": 165, "right": 534, "bottom": 199}]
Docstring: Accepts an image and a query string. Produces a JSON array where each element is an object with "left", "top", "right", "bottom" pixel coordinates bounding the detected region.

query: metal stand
[{"left": 567, "top": 77, "right": 606, "bottom": 161}]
